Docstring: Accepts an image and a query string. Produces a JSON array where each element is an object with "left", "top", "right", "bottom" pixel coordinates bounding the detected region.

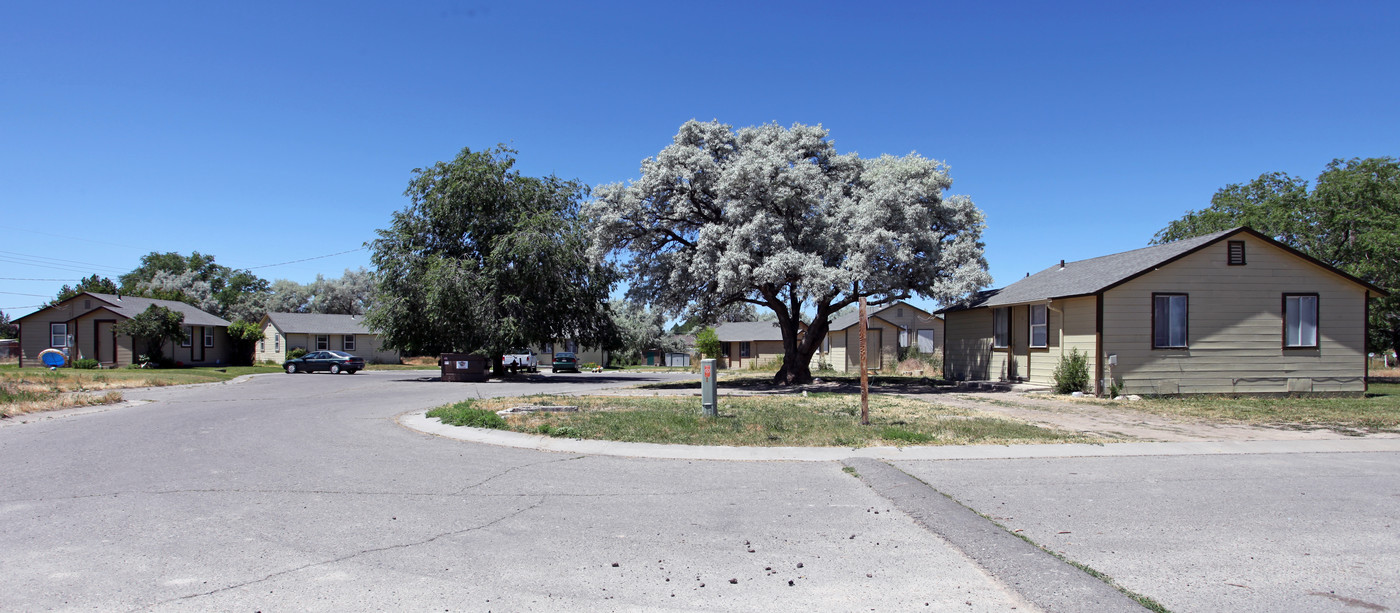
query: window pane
[
  {"left": 1169, "top": 296, "right": 1187, "bottom": 347},
  {"left": 993, "top": 308, "right": 1009, "bottom": 347},
  {"left": 1286, "top": 295, "right": 1318, "bottom": 347},
  {"left": 1155, "top": 295, "right": 1187, "bottom": 348}
]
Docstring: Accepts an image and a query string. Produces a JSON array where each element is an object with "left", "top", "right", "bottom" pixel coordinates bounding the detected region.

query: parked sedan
[
  {"left": 551, "top": 351, "right": 580, "bottom": 373},
  {"left": 284, "top": 350, "right": 365, "bottom": 374}
]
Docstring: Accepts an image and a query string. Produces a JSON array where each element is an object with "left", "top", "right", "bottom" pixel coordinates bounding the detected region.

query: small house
[
  {"left": 15, "top": 292, "right": 234, "bottom": 367},
  {"left": 939, "top": 228, "right": 1386, "bottom": 395},
  {"left": 255, "top": 313, "right": 400, "bottom": 364}
]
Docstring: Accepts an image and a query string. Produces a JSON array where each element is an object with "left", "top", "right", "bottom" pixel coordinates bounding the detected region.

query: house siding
[
  {"left": 1102, "top": 233, "right": 1367, "bottom": 394},
  {"left": 943, "top": 307, "right": 996, "bottom": 380}
]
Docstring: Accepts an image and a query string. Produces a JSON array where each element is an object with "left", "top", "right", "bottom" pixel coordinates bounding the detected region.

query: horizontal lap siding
[
  {"left": 1103, "top": 234, "right": 1367, "bottom": 394},
  {"left": 1028, "top": 296, "right": 1099, "bottom": 386}
]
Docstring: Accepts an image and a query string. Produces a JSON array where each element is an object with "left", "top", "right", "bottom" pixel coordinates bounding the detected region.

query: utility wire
[
  {"left": 245, "top": 246, "right": 366, "bottom": 270},
  {"left": 0, "top": 291, "right": 53, "bottom": 297},
  {"left": 0, "top": 277, "right": 82, "bottom": 282}
]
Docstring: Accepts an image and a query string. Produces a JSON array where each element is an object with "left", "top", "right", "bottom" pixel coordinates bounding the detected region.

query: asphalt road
[{"left": 2, "top": 370, "right": 1396, "bottom": 612}]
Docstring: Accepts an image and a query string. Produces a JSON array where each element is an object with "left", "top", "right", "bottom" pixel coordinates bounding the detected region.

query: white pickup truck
[{"left": 502, "top": 348, "right": 539, "bottom": 373}]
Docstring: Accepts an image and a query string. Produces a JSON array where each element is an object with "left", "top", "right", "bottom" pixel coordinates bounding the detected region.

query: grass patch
[
  {"left": 0, "top": 365, "right": 281, "bottom": 418},
  {"left": 426, "top": 400, "right": 507, "bottom": 429},
  {"left": 440, "top": 393, "right": 1101, "bottom": 447},
  {"left": 1120, "top": 383, "right": 1400, "bottom": 433}
]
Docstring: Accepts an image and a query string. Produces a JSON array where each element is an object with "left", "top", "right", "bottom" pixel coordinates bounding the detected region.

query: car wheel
[
  {"left": 330, "top": 364, "right": 341, "bottom": 374},
  {"left": 286, "top": 364, "right": 297, "bottom": 374}
]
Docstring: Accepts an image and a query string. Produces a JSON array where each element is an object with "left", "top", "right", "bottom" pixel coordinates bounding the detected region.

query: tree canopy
[
  {"left": 113, "top": 304, "right": 185, "bottom": 363},
  {"left": 120, "top": 251, "right": 269, "bottom": 322},
  {"left": 51, "top": 274, "right": 118, "bottom": 305},
  {"left": 587, "top": 120, "right": 990, "bottom": 384},
  {"left": 1154, "top": 157, "right": 1399, "bottom": 352},
  {"left": 366, "top": 146, "right": 616, "bottom": 368}
]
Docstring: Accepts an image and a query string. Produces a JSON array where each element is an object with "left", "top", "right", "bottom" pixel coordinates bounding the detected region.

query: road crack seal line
[
  {"left": 452, "top": 454, "right": 587, "bottom": 495},
  {"left": 125, "top": 495, "right": 548, "bottom": 613}
]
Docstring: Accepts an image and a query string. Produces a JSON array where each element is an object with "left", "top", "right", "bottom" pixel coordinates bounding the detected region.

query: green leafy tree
[
  {"left": 51, "top": 274, "right": 119, "bottom": 305},
  {"left": 1153, "top": 157, "right": 1400, "bottom": 352},
  {"left": 366, "top": 146, "right": 617, "bottom": 374},
  {"left": 113, "top": 305, "right": 185, "bottom": 364},
  {"left": 610, "top": 301, "right": 684, "bottom": 364},
  {"left": 0, "top": 310, "right": 16, "bottom": 339},
  {"left": 695, "top": 327, "right": 722, "bottom": 359},
  {"left": 225, "top": 320, "right": 264, "bottom": 366},
  {"left": 120, "top": 251, "right": 270, "bottom": 321},
  {"left": 588, "top": 120, "right": 990, "bottom": 385}
]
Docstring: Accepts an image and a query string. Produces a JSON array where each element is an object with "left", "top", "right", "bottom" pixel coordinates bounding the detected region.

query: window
[
  {"left": 739, "top": 342, "right": 751, "bottom": 358},
  {"left": 1228, "top": 241, "right": 1246, "bottom": 266},
  {"left": 544, "top": 342, "right": 553, "bottom": 354},
  {"left": 897, "top": 307, "right": 904, "bottom": 318},
  {"left": 566, "top": 340, "right": 577, "bottom": 353},
  {"left": 992, "top": 308, "right": 1009, "bottom": 348},
  {"left": 898, "top": 327, "right": 909, "bottom": 348},
  {"left": 316, "top": 335, "right": 329, "bottom": 350},
  {"left": 259, "top": 339, "right": 266, "bottom": 352},
  {"left": 274, "top": 334, "right": 281, "bottom": 352},
  {"left": 1153, "top": 294, "right": 1189, "bottom": 348},
  {"left": 181, "top": 327, "right": 193, "bottom": 347},
  {"left": 50, "top": 323, "right": 68, "bottom": 347},
  {"left": 1029, "top": 305, "right": 1048, "bottom": 348},
  {"left": 1284, "top": 294, "right": 1318, "bottom": 348},
  {"left": 84, "top": 299, "right": 91, "bottom": 309},
  {"left": 204, "top": 327, "right": 214, "bottom": 347},
  {"left": 343, "top": 335, "right": 356, "bottom": 351}
]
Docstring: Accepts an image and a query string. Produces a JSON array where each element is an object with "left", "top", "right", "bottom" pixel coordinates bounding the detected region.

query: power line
[
  {"left": 0, "top": 291, "right": 53, "bottom": 297},
  {"left": 0, "top": 250, "right": 128, "bottom": 273},
  {"left": 0, "top": 304, "right": 43, "bottom": 310},
  {"left": 0, "top": 277, "right": 81, "bottom": 282},
  {"left": 245, "top": 246, "right": 366, "bottom": 270}
]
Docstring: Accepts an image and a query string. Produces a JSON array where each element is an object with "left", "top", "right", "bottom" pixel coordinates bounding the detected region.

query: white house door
[{"left": 916, "top": 329, "right": 935, "bottom": 354}]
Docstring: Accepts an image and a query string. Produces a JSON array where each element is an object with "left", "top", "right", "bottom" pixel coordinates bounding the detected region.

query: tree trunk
[{"left": 772, "top": 317, "right": 827, "bottom": 385}]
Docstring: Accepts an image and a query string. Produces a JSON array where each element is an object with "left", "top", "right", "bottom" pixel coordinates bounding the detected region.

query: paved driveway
[{"left": 2, "top": 370, "right": 1397, "bottom": 612}]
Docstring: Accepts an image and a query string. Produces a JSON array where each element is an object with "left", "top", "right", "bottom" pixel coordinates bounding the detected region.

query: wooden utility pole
[{"left": 859, "top": 296, "right": 869, "bottom": 426}]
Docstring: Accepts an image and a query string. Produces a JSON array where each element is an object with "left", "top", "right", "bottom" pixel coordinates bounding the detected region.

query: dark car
[
  {"left": 284, "top": 350, "right": 365, "bottom": 374},
  {"left": 552, "top": 351, "right": 579, "bottom": 373}
]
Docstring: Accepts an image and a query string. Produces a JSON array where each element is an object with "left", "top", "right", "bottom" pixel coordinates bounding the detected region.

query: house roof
[
  {"left": 939, "top": 227, "right": 1387, "bottom": 313},
  {"left": 17, "top": 292, "right": 230, "bottom": 327},
  {"left": 263, "top": 312, "right": 374, "bottom": 335},
  {"left": 828, "top": 301, "right": 938, "bottom": 331},
  {"left": 714, "top": 320, "right": 786, "bottom": 342}
]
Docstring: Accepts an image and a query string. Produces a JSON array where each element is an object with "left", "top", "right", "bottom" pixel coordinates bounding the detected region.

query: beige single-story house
[
  {"left": 939, "top": 227, "right": 1386, "bottom": 395},
  {"left": 254, "top": 312, "right": 400, "bottom": 364},
  {"left": 821, "top": 301, "right": 942, "bottom": 373},
  {"left": 713, "top": 321, "right": 789, "bottom": 369},
  {"left": 15, "top": 292, "right": 235, "bottom": 367}
]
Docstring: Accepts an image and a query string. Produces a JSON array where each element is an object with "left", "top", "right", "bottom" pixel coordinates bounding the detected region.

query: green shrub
[
  {"left": 286, "top": 347, "right": 308, "bottom": 360},
  {"left": 1053, "top": 348, "right": 1090, "bottom": 394},
  {"left": 426, "top": 400, "right": 507, "bottom": 429},
  {"left": 73, "top": 359, "right": 100, "bottom": 370}
]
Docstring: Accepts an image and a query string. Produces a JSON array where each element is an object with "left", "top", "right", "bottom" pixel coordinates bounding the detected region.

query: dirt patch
[{"left": 909, "top": 391, "right": 1397, "bottom": 442}]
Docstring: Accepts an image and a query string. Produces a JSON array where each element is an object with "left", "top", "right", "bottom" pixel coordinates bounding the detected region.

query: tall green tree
[
  {"left": 0, "top": 310, "right": 16, "bottom": 339},
  {"left": 366, "top": 146, "right": 616, "bottom": 372},
  {"left": 50, "top": 274, "right": 119, "bottom": 305},
  {"left": 1153, "top": 157, "right": 1400, "bottom": 352},
  {"left": 587, "top": 120, "right": 990, "bottom": 385},
  {"left": 113, "top": 305, "right": 185, "bottom": 363},
  {"left": 120, "top": 251, "right": 270, "bottom": 321},
  {"left": 225, "top": 320, "right": 264, "bottom": 366}
]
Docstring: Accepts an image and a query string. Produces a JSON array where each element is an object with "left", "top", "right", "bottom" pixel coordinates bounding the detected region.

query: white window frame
[
  {"left": 1029, "top": 305, "right": 1048, "bottom": 348},
  {"left": 343, "top": 334, "right": 356, "bottom": 351},
  {"left": 51, "top": 323, "right": 68, "bottom": 347},
  {"left": 898, "top": 327, "right": 909, "bottom": 348},
  {"left": 992, "top": 308, "right": 1010, "bottom": 348},
  {"left": 181, "top": 326, "right": 193, "bottom": 347},
  {"left": 204, "top": 327, "right": 214, "bottom": 348},
  {"left": 274, "top": 334, "right": 281, "bottom": 352},
  {"left": 1153, "top": 294, "right": 1189, "bottom": 349},
  {"left": 1284, "top": 294, "right": 1319, "bottom": 348},
  {"left": 316, "top": 335, "right": 329, "bottom": 350}
]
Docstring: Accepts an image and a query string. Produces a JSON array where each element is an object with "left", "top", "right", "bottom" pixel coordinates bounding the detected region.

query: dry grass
[
  {"left": 401, "top": 356, "right": 440, "bottom": 366},
  {"left": 0, "top": 365, "right": 280, "bottom": 418},
  {"left": 1110, "top": 382, "right": 1400, "bottom": 433},
  {"left": 455, "top": 392, "right": 1104, "bottom": 447}
]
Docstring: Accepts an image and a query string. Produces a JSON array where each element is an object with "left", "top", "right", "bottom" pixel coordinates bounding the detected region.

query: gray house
[
  {"left": 939, "top": 228, "right": 1386, "bottom": 395},
  {"left": 16, "top": 292, "right": 234, "bottom": 367}
]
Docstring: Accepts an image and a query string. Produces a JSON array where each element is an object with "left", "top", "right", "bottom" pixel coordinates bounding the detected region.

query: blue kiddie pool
[{"left": 39, "top": 348, "right": 67, "bottom": 368}]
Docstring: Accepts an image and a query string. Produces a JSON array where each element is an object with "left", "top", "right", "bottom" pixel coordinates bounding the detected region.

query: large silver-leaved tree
[{"left": 588, "top": 120, "right": 990, "bottom": 384}]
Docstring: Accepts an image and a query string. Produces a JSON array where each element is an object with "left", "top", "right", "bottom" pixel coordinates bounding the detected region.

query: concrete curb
[
  {"left": 842, "top": 457, "right": 1149, "bottom": 612},
  {"left": 398, "top": 410, "right": 1400, "bottom": 461}
]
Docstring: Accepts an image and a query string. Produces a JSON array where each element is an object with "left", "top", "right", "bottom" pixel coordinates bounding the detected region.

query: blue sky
[{"left": 3, "top": 1, "right": 1397, "bottom": 318}]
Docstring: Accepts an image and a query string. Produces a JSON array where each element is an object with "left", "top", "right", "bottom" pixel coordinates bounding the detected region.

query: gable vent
[{"left": 1227, "top": 240, "right": 1246, "bottom": 266}]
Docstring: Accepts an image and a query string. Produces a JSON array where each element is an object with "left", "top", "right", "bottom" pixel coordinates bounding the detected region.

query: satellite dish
[{"left": 39, "top": 348, "right": 67, "bottom": 368}]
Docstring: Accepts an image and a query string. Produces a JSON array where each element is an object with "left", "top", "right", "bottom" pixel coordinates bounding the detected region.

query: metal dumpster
[{"left": 440, "top": 353, "right": 489, "bottom": 382}]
